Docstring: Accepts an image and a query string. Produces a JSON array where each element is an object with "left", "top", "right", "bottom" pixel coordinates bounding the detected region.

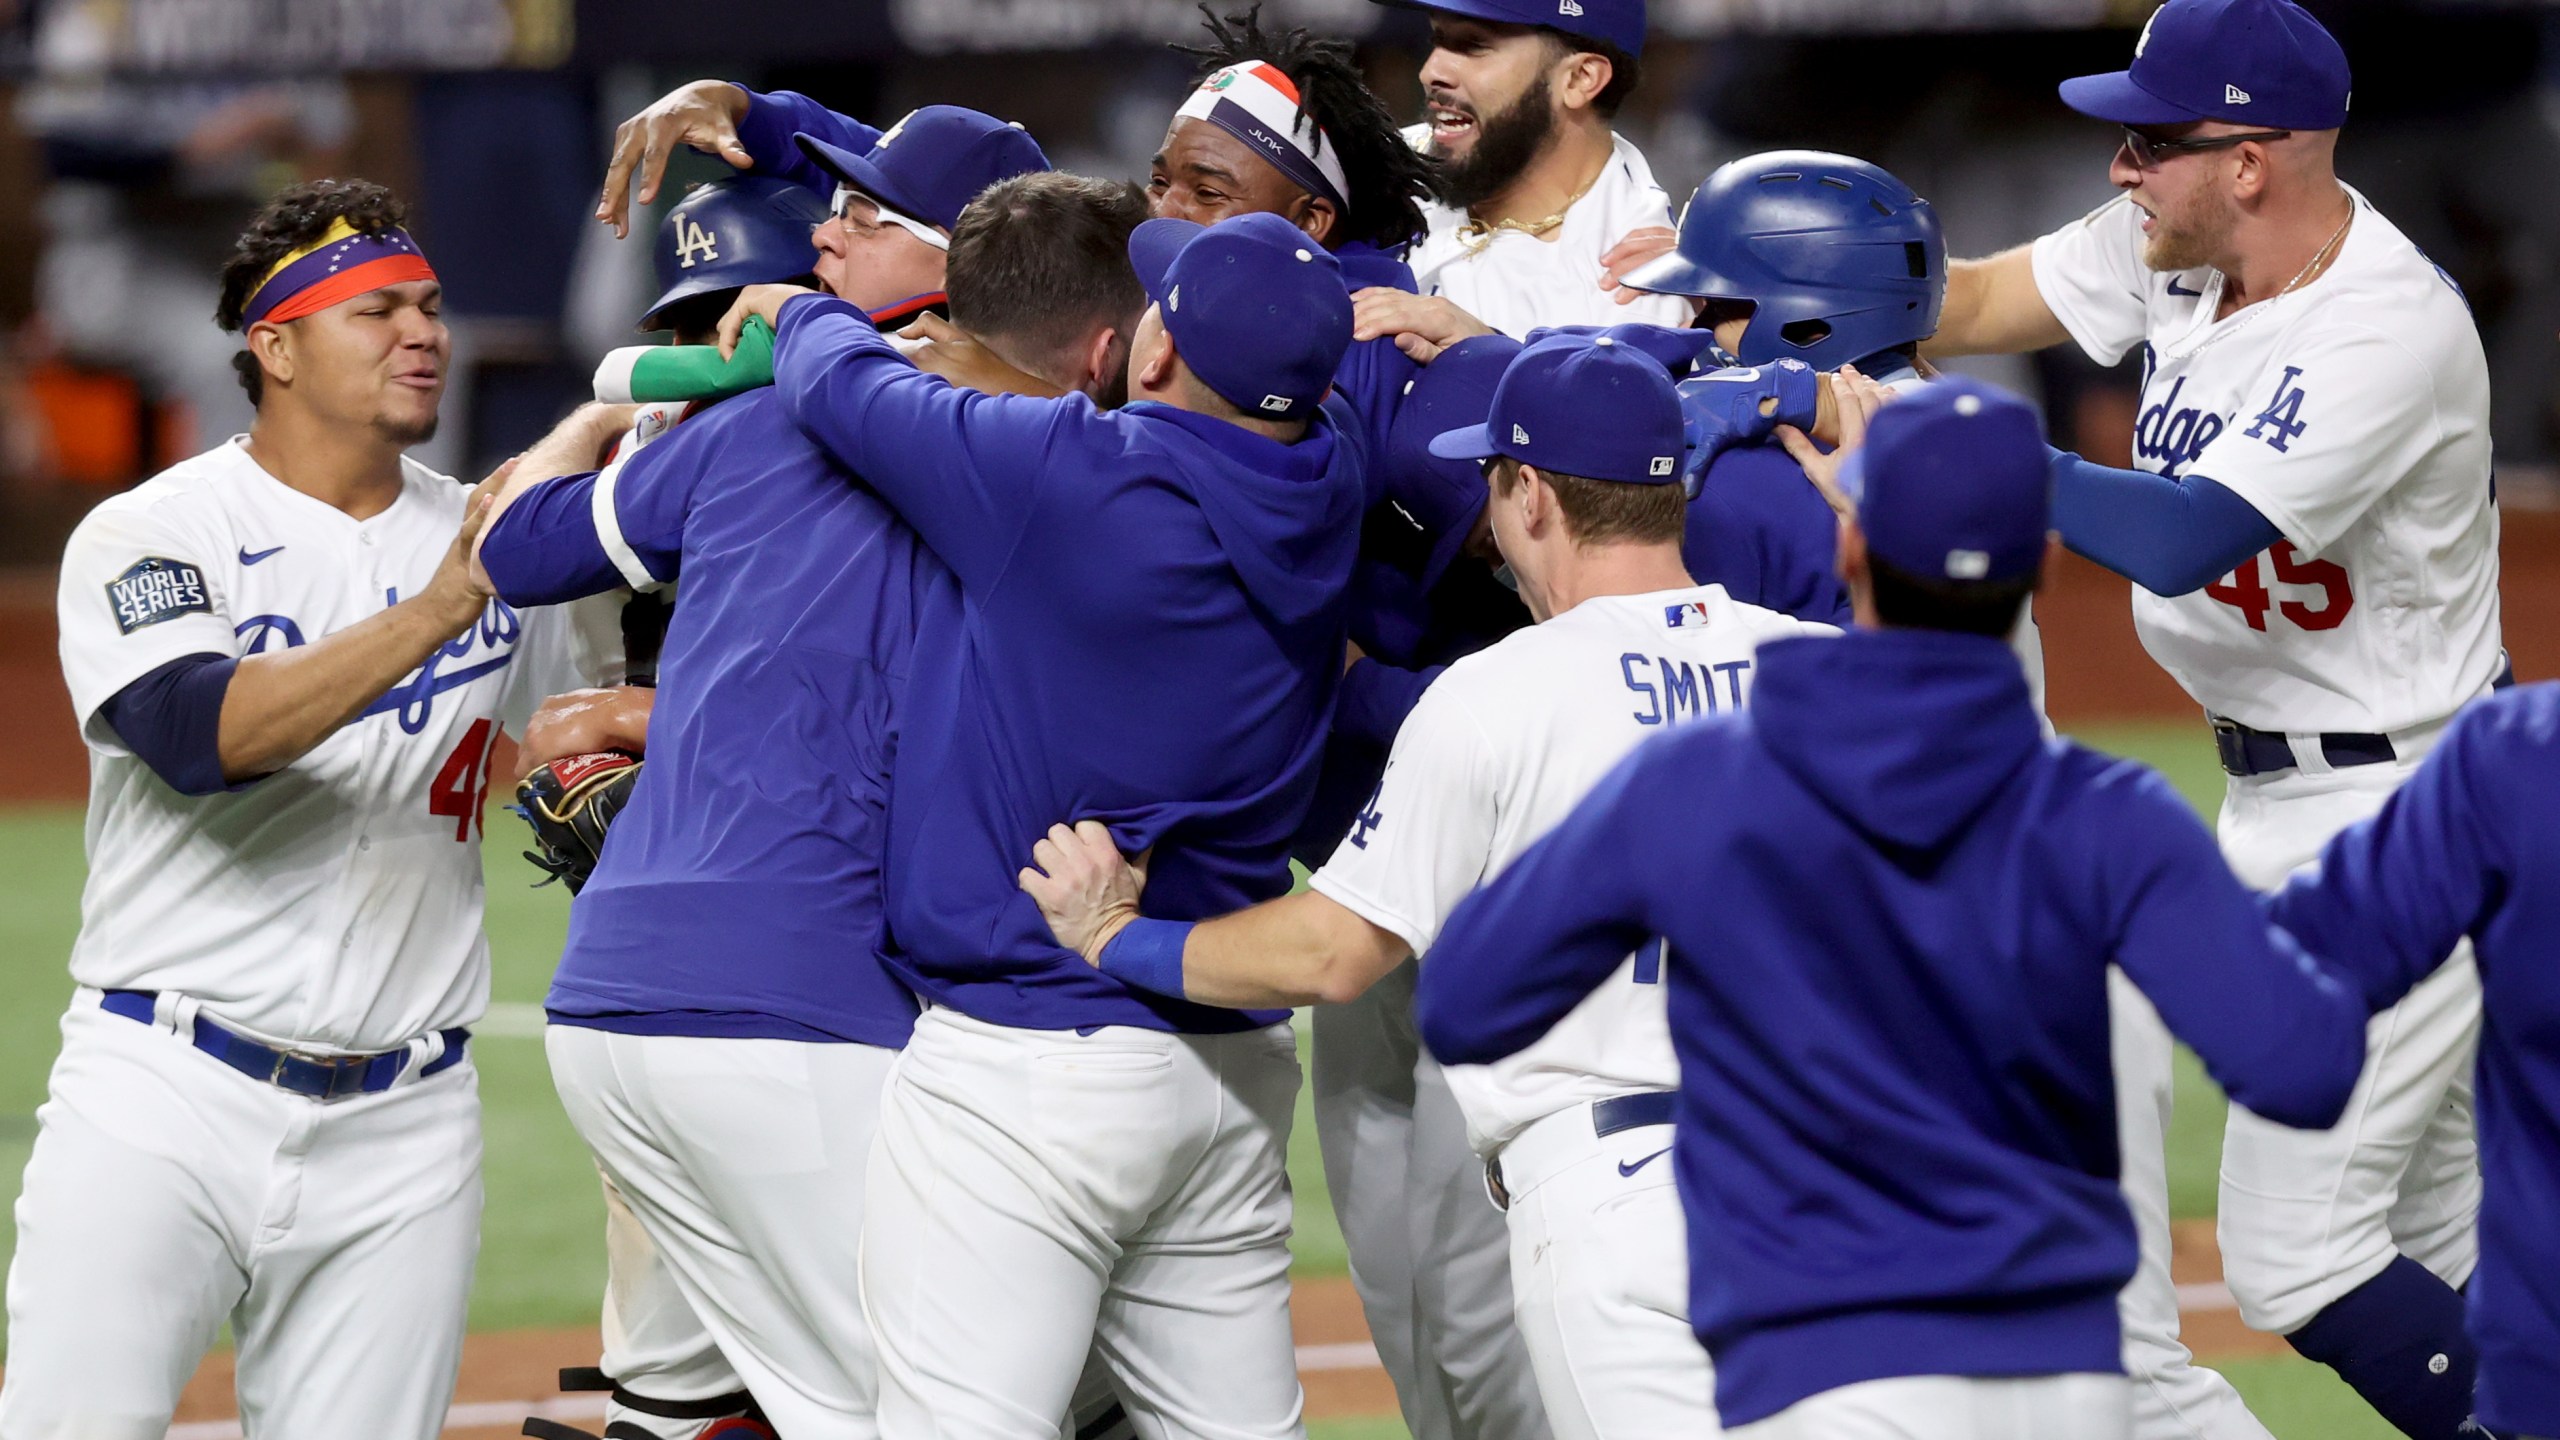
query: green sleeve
[{"left": 592, "top": 317, "right": 776, "bottom": 404}]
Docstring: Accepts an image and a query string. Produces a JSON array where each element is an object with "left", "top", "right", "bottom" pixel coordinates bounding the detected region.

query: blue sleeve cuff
[
  {"left": 2046, "top": 450, "right": 2283, "bottom": 596},
  {"left": 1097, "top": 918, "right": 1195, "bottom": 1000},
  {"left": 99, "top": 653, "right": 241, "bottom": 796}
]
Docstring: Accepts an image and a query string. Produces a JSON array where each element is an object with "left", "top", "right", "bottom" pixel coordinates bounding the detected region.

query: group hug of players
[{"left": 7, "top": 0, "right": 2557, "bottom": 1438}]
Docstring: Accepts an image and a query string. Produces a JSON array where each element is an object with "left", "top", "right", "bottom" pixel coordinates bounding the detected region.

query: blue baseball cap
[
  {"left": 1844, "top": 379, "right": 2051, "bottom": 585},
  {"left": 1128, "top": 213, "right": 1353, "bottom": 422},
  {"left": 1373, "top": 0, "right": 1645, "bottom": 60},
  {"left": 2059, "top": 0, "right": 2351, "bottom": 132},
  {"left": 794, "top": 106, "right": 1051, "bottom": 234},
  {"left": 642, "top": 175, "right": 829, "bottom": 330},
  {"left": 1428, "top": 334, "right": 1686, "bottom": 485}
]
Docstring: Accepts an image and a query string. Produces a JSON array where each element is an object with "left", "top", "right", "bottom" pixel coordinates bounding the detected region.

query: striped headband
[
  {"left": 1175, "top": 62, "right": 1350, "bottom": 212},
  {"left": 242, "top": 218, "right": 439, "bottom": 328}
]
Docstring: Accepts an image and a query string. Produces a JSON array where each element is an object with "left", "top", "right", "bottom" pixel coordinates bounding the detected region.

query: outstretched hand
[
  {"left": 597, "top": 80, "right": 756, "bottom": 238},
  {"left": 1599, "top": 225, "right": 1678, "bottom": 304},
  {"left": 716, "top": 285, "right": 815, "bottom": 361},
  {"left": 1018, "top": 821, "right": 1150, "bottom": 967},
  {"left": 1351, "top": 288, "right": 1495, "bottom": 365}
]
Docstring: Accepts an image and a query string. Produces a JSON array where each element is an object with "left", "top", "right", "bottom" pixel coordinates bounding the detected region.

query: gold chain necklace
[
  {"left": 1456, "top": 169, "right": 1600, "bottom": 253},
  {"left": 2186, "top": 200, "right": 2354, "bottom": 359}
]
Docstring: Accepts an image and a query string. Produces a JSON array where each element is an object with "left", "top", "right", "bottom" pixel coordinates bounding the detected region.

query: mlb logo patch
[
  {"left": 1648, "top": 455, "right": 1675, "bottom": 477},
  {"left": 1664, "top": 601, "right": 1711, "bottom": 630},
  {"left": 105, "top": 557, "right": 211, "bottom": 635},
  {"left": 1259, "top": 394, "right": 1293, "bottom": 413}
]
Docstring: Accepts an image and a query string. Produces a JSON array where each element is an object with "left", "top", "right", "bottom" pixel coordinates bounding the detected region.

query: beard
[
  {"left": 2140, "top": 192, "right": 2236, "bottom": 275},
  {"left": 1430, "top": 73, "right": 1559, "bottom": 213}
]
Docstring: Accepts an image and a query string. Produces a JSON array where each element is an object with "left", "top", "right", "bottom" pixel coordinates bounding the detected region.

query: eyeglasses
[
  {"left": 2120, "top": 127, "right": 2294, "bottom": 170},
  {"left": 830, "top": 184, "right": 949, "bottom": 252}
]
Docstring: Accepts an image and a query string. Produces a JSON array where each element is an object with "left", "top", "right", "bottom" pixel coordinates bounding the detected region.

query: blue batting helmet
[
  {"left": 641, "top": 175, "right": 830, "bottom": 331},
  {"left": 1622, "top": 151, "right": 1944, "bottom": 373}
]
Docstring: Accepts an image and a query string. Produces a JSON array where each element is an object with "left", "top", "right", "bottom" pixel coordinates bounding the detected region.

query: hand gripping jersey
[
  {"left": 2032, "top": 189, "right": 2501, "bottom": 735},
  {"left": 1404, "top": 129, "right": 1695, "bottom": 338},
  {"left": 1310, "top": 583, "right": 1835, "bottom": 1153},
  {"left": 56, "top": 440, "right": 589, "bottom": 1051}
]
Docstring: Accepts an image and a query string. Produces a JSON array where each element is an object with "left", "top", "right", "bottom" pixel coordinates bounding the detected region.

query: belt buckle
[
  {"left": 270, "top": 1048, "right": 366, "bottom": 1100},
  {"left": 2209, "top": 717, "right": 2249, "bottom": 776}
]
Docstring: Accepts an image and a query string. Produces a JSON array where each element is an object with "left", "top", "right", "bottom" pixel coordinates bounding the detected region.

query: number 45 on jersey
[{"left": 2205, "top": 542, "right": 2353, "bottom": 633}]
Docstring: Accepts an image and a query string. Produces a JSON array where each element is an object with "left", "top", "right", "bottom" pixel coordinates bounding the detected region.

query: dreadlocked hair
[
  {"left": 215, "top": 178, "right": 410, "bottom": 406},
  {"left": 1176, "top": 5, "right": 1433, "bottom": 252}
]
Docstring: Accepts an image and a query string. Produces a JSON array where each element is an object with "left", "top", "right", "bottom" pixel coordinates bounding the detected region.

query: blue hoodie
[
  {"left": 2265, "top": 683, "right": 2560, "bottom": 1438},
  {"left": 1415, "top": 628, "right": 2374, "bottom": 1424},
  {"left": 1685, "top": 442, "right": 1852, "bottom": 625},
  {"left": 770, "top": 292, "right": 1364, "bottom": 1033}
]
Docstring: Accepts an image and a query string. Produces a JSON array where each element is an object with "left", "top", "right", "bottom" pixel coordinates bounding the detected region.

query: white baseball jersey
[
  {"left": 1312, "top": 584, "right": 1835, "bottom": 1154},
  {"left": 56, "top": 438, "right": 595, "bottom": 1053},
  {"left": 1405, "top": 128, "right": 1694, "bottom": 338},
  {"left": 2032, "top": 188, "right": 2502, "bottom": 736}
]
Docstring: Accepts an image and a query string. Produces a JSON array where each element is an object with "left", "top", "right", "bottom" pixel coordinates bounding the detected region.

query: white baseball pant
[
  {"left": 1310, "top": 964, "right": 1551, "bottom": 1440},
  {"left": 1493, "top": 1100, "right": 1717, "bottom": 1440},
  {"left": 1725, "top": 1373, "right": 2132, "bottom": 1440},
  {"left": 2212, "top": 758, "right": 2481, "bottom": 1334},
  {"left": 545, "top": 1026, "right": 897, "bottom": 1440},
  {"left": 592, "top": 1172, "right": 759, "bottom": 1438},
  {"left": 2107, "top": 971, "right": 2277, "bottom": 1440},
  {"left": 860, "top": 1005, "right": 1302, "bottom": 1440},
  {"left": 0, "top": 999, "right": 481, "bottom": 1440}
]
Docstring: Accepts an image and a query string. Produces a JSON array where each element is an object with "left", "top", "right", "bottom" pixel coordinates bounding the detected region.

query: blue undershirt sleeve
[
  {"left": 99, "top": 652, "right": 241, "bottom": 797},
  {"left": 2045, "top": 448, "right": 2284, "bottom": 597}
]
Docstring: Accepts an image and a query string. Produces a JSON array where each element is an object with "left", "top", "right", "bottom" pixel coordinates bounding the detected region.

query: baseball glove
[{"left": 514, "top": 751, "right": 643, "bottom": 894}]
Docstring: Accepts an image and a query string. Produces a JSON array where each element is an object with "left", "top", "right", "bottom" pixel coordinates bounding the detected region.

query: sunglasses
[
  {"left": 2120, "top": 126, "right": 2294, "bottom": 170},
  {"left": 830, "top": 184, "right": 949, "bottom": 252}
]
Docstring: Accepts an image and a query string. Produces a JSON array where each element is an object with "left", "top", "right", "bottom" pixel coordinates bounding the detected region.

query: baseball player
[
  {"left": 471, "top": 126, "right": 1067, "bottom": 1440},
  {"left": 0, "top": 178, "right": 604, "bottom": 1440},
  {"left": 1924, "top": 2, "right": 2504, "bottom": 1434},
  {"left": 1413, "top": 378, "right": 2383, "bottom": 1440},
  {"left": 2264, "top": 682, "right": 2560, "bottom": 1440},
  {"left": 1017, "top": 332, "right": 1839, "bottom": 1440},
  {"left": 514, "top": 171, "right": 836, "bottom": 1440},
  {"left": 710, "top": 211, "right": 1361, "bottom": 1439},
  {"left": 1353, "top": 0, "right": 1689, "bottom": 340}
]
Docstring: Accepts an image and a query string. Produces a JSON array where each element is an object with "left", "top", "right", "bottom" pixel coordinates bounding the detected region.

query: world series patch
[{"left": 105, "top": 557, "right": 212, "bottom": 634}]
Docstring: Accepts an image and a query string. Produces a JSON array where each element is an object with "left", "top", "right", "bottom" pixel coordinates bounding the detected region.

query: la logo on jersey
[
  {"left": 674, "top": 218, "right": 720, "bottom": 270},
  {"left": 1663, "top": 601, "right": 1712, "bottom": 630}
]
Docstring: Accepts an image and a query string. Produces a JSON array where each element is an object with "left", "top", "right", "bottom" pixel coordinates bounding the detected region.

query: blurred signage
[
  {"left": 1654, "top": 0, "right": 2116, "bottom": 32},
  {"left": 890, "top": 0, "right": 1380, "bottom": 54},
  {"left": 33, "top": 0, "right": 571, "bottom": 71}
]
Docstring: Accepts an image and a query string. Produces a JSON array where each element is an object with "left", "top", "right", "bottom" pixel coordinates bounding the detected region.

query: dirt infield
[
  {"left": 1, "top": 1226, "right": 2287, "bottom": 1437},
  {"left": 7, "top": 511, "right": 2556, "bottom": 803}
]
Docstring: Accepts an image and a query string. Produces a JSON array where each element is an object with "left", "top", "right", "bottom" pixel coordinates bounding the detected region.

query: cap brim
[
  {"left": 793, "top": 133, "right": 938, "bottom": 229},
  {"left": 1618, "top": 249, "right": 1750, "bottom": 301},
  {"left": 2057, "top": 71, "right": 2206, "bottom": 126},
  {"left": 1427, "top": 422, "right": 1502, "bottom": 462},
  {"left": 1127, "top": 217, "right": 1203, "bottom": 309}
]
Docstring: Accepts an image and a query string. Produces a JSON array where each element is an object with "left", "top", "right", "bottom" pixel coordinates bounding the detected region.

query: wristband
[{"left": 1097, "top": 918, "right": 1195, "bottom": 1000}]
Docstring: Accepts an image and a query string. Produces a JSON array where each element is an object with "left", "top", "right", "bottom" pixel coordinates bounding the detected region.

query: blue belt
[
  {"left": 2209, "top": 716, "right": 2394, "bottom": 778},
  {"left": 1591, "top": 1090, "right": 1676, "bottom": 1137},
  {"left": 100, "top": 990, "right": 468, "bottom": 1101}
]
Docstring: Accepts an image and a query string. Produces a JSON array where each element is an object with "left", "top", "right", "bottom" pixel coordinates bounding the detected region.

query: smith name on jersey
[{"left": 57, "top": 439, "right": 594, "bottom": 1054}]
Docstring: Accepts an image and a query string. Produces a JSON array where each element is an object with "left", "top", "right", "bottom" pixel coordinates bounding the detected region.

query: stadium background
[{"left": 0, "top": 0, "right": 2555, "bottom": 1434}]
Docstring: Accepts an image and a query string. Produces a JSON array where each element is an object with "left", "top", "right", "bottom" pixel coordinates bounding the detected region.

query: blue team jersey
[
  {"left": 478, "top": 389, "right": 944, "bottom": 1048},
  {"left": 1415, "top": 628, "right": 2377, "bottom": 1424},
  {"left": 2266, "top": 683, "right": 2560, "bottom": 1438},
  {"left": 769, "top": 293, "right": 1364, "bottom": 1034},
  {"left": 1684, "top": 442, "right": 1851, "bottom": 625}
]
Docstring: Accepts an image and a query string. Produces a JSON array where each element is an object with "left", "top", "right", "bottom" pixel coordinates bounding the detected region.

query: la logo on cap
[
  {"left": 1512, "top": 423, "right": 1531, "bottom": 445},
  {"left": 2135, "top": 7, "right": 2159, "bottom": 56},
  {"left": 877, "top": 111, "right": 913, "bottom": 147},
  {"left": 675, "top": 218, "right": 719, "bottom": 269}
]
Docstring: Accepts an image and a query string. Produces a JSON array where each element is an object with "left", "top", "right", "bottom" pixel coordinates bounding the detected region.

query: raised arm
[
  {"left": 2264, "top": 701, "right": 2516, "bottom": 1010},
  {"left": 2103, "top": 766, "right": 2373, "bottom": 1129},
  {"left": 1926, "top": 245, "right": 2071, "bottom": 358},
  {"left": 1414, "top": 745, "right": 1665, "bottom": 1066},
  {"left": 596, "top": 81, "right": 881, "bottom": 236},
  {"left": 768, "top": 292, "right": 1060, "bottom": 588}
]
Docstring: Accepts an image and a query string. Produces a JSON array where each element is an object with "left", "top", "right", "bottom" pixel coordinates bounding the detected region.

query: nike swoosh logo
[
  {"left": 238, "top": 545, "right": 285, "bottom": 565},
  {"left": 1618, "top": 1147, "right": 1672, "bottom": 1178},
  {"left": 1700, "top": 368, "right": 1764, "bottom": 383},
  {"left": 2166, "top": 278, "right": 2203, "bottom": 297}
]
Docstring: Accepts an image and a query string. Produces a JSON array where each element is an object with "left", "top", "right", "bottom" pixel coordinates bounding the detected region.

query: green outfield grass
[{"left": 0, "top": 719, "right": 2400, "bottom": 1435}]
